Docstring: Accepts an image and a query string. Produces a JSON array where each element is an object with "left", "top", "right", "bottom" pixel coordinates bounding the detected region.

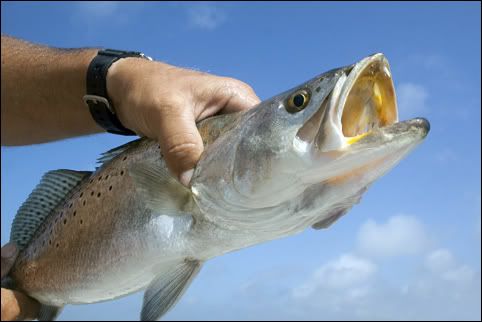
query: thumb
[{"left": 157, "top": 104, "right": 203, "bottom": 187}]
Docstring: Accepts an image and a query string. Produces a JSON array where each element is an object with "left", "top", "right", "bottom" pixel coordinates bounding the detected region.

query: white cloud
[
  {"left": 289, "top": 248, "right": 480, "bottom": 320},
  {"left": 357, "top": 215, "right": 430, "bottom": 258},
  {"left": 71, "top": 1, "right": 144, "bottom": 29},
  {"left": 396, "top": 82, "right": 429, "bottom": 119},
  {"left": 187, "top": 4, "right": 226, "bottom": 30},
  {"left": 425, "top": 249, "right": 477, "bottom": 284},
  {"left": 293, "top": 254, "right": 377, "bottom": 298},
  {"left": 424, "top": 248, "right": 457, "bottom": 274}
]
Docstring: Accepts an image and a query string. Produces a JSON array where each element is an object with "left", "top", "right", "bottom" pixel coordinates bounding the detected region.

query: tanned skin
[{"left": 1, "top": 35, "right": 260, "bottom": 321}]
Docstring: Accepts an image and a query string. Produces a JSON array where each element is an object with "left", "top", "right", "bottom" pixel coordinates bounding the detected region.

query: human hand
[
  {"left": 1, "top": 243, "right": 40, "bottom": 321},
  {"left": 106, "top": 58, "right": 260, "bottom": 186}
]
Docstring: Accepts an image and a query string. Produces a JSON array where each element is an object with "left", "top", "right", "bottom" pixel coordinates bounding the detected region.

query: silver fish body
[{"left": 5, "top": 53, "right": 430, "bottom": 320}]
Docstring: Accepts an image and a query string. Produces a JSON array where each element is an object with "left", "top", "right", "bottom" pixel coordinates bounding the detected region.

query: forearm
[{"left": 1, "top": 35, "right": 101, "bottom": 145}]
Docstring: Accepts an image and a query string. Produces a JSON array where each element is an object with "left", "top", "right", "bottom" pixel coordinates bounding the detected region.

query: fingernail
[
  {"left": 179, "top": 169, "right": 194, "bottom": 187},
  {"left": 1, "top": 243, "right": 17, "bottom": 259}
]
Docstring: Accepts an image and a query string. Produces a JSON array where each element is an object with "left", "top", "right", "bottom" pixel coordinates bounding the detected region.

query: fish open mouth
[
  {"left": 295, "top": 54, "right": 400, "bottom": 153},
  {"left": 339, "top": 54, "right": 398, "bottom": 144}
]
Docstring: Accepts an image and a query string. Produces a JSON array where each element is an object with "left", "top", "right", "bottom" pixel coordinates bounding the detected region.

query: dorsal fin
[
  {"left": 10, "top": 169, "right": 91, "bottom": 251},
  {"left": 97, "top": 138, "right": 143, "bottom": 166}
]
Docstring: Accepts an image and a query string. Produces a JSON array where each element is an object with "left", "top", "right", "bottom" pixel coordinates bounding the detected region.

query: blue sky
[{"left": 1, "top": 1, "right": 480, "bottom": 320}]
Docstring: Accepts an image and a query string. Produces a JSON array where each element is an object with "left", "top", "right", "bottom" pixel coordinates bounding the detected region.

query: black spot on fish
[
  {"left": 105, "top": 175, "right": 109, "bottom": 179},
  {"left": 73, "top": 211, "right": 77, "bottom": 216},
  {"left": 91, "top": 191, "right": 94, "bottom": 196},
  {"left": 109, "top": 186, "right": 112, "bottom": 191},
  {"left": 315, "top": 86, "right": 321, "bottom": 92},
  {"left": 69, "top": 203, "right": 73, "bottom": 208},
  {"left": 98, "top": 176, "right": 102, "bottom": 181},
  {"left": 36, "top": 211, "right": 41, "bottom": 215},
  {"left": 80, "top": 192, "right": 83, "bottom": 198},
  {"left": 56, "top": 243, "right": 59, "bottom": 248},
  {"left": 63, "top": 219, "right": 67, "bottom": 225},
  {"left": 97, "top": 192, "right": 101, "bottom": 197},
  {"left": 120, "top": 171, "right": 124, "bottom": 176},
  {"left": 123, "top": 156, "right": 127, "bottom": 161},
  {"left": 49, "top": 240, "right": 52, "bottom": 245},
  {"left": 90, "top": 179, "right": 94, "bottom": 184},
  {"left": 80, "top": 219, "right": 83, "bottom": 225},
  {"left": 83, "top": 200, "right": 86, "bottom": 206}
]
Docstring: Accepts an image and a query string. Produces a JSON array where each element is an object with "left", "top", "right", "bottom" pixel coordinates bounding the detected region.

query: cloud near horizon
[
  {"left": 357, "top": 214, "right": 431, "bottom": 258},
  {"left": 289, "top": 215, "right": 481, "bottom": 320}
]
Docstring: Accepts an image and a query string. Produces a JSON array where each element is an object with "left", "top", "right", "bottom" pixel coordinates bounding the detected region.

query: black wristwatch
[{"left": 83, "top": 49, "right": 152, "bottom": 135}]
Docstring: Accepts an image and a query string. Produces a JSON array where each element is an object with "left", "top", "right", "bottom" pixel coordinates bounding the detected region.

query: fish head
[{"left": 192, "top": 53, "right": 429, "bottom": 228}]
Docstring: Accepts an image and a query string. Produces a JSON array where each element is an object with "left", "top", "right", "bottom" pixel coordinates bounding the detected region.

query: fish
[{"left": 2, "top": 53, "right": 429, "bottom": 321}]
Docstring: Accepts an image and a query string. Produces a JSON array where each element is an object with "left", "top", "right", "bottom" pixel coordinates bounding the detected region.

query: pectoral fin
[
  {"left": 130, "top": 162, "right": 193, "bottom": 213},
  {"left": 312, "top": 208, "right": 348, "bottom": 230}
]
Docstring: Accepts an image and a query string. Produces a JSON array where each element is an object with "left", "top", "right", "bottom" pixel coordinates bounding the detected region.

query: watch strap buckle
[{"left": 83, "top": 94, "right": 115, "bottom": 114}]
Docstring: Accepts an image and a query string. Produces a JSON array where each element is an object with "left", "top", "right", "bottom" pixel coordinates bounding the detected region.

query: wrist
[{"left": 85, "top": 50, "right": 150, "bottom": 135}]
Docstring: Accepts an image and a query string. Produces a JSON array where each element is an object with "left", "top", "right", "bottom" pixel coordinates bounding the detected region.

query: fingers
[
  {"left": 107, "top": 59, "right": 260, "bottom": 186},
  {"left": 157, "top": 78, "right": 259, "bottom": 186},
  {"left": 155, "top": 103, "right": 204, "bottom": 187},
  {"left": 1, "top": 243, "right": 18, "bottom": 279},
  {"left": 215, "top": 78, "right": 261, "bottom": 114},
  {"left": 1, "top": 288, "right": 40, "bottom": 321}
]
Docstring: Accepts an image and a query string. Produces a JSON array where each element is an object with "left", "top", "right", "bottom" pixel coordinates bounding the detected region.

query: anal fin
[
  {"left": 141, "top": 259, "right": 202, "bottom": 321},
  {"left": 38, "top": 304, "right": 63, "bottom": 321}
]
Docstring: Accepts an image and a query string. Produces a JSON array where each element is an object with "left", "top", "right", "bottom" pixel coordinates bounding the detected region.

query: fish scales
[{"left": 4, "top": 53, "right": 429, "bottom": 321}]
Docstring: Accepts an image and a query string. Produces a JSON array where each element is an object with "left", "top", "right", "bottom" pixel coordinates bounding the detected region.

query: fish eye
[{"left": 286, "top": 89, "right": 310, "bottom": 113}]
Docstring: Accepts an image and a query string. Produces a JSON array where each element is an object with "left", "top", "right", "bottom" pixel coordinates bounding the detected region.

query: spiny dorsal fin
[
  {"left": 97, "top": 138, "right": 143, "bottom": 167},
  {"left": 10, "top": 170, "right": 91, "bottom": 251},
  {"left": 141, "top": 260, "right": 202, "bottom": 321}
]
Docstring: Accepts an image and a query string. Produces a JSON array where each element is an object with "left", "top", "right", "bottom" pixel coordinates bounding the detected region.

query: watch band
[{"left": 83, "top": 49, "right": 152, "bottom": 135}]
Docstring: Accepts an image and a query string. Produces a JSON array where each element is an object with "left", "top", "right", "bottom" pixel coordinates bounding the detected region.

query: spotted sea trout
[{"left": 3, "top": 53, "right": 430, "bottom": 320}]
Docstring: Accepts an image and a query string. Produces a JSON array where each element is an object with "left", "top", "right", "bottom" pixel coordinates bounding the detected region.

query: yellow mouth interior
[{"left": 341, "top": 60, "right": 398, "bottom": 140}]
